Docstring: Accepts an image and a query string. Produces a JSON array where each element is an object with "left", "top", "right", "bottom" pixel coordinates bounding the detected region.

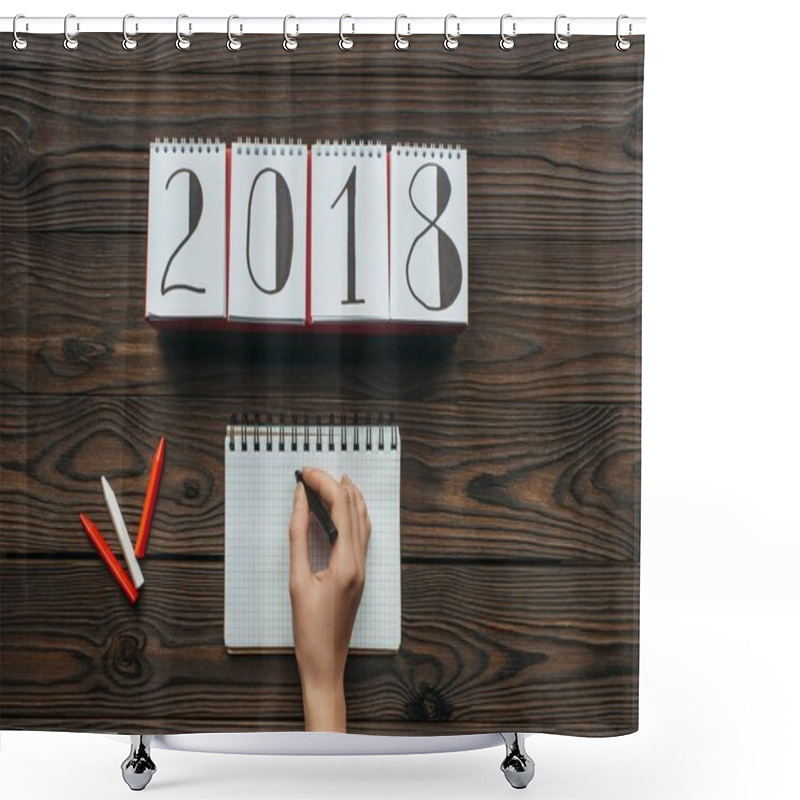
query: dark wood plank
[
  {"left": 0, "top": 33, "right": 645, "bottom": 82},
  {"left": 0, "top": 559, "right": 639, "bottom": 735},
  {"left": 0, "top": 395, "right": 640, "bottom": 562},
  {"left": 0, "top": 73, "right": 642, "bottom": 237},
  {"left": 0, "top": 233, "right": 641, "bottom": 402}
]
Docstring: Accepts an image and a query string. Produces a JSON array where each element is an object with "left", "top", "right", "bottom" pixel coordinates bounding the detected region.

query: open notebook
[{"left": 224, "top": 415, "right": 401, "bottom": 653}]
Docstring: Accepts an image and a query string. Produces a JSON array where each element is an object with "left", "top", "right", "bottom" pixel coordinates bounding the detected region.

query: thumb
[{"left": 289, "top": 482, "right": 311, "bottom": 587}]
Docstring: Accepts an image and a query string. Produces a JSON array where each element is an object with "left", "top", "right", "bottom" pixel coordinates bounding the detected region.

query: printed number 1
[{"left": 331, "top": 166, "right": 364, "bottom": 305}]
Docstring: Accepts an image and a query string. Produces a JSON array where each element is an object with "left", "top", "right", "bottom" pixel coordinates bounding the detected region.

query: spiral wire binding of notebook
[{"left": 224, "top": 413, "right": 401, "bottom": 653}]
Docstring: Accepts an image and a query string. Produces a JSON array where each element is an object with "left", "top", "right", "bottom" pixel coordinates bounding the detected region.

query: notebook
[
  {"left": 224, "top": 414, "right": 401, "bottom": 653},
  {"left": 228, "top": 139, "right": 308, "bottom": 324}
]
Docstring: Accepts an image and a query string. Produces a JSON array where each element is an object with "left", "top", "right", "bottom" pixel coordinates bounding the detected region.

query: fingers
[
  {"left": 301, "top": 467, "right": 340, "bottom": 507},
  {"left": 341, "top": 474, "right": 371, "bottom": 560},
  {"left": 303, "top": 467, "right": 356, "bottom": 572},
  {"left": 341, "top": 474, "right": 361, "bottom": 568},
  {"left": 300, "top": 468, "right": 371, "bottom": 591},
  {"left": 288, "top": 482, "right": 312, "bottom": 594}
]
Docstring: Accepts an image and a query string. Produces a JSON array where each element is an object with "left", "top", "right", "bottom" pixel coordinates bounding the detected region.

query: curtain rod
[{"left": 1, "top": 15, "right": 646, "bottom": 39}]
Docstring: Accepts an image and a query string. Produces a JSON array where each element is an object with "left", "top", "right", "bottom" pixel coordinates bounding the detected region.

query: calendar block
[
  {"left": 310, "top": 142, "right": 390, "bottom": 324},
  {"left": 228, "top": 140, "right": 307, "bottom": 325},
  {"left": 390, "top": 144, "right": 468, "bottom": 325},
  {"left": 146, "top": 139, "right": 228, "bottom": 321}
]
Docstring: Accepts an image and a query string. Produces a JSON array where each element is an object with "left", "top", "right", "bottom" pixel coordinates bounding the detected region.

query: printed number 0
[
  {"left": 161, "top": 168, "right": 206, "bottom": 295},
  {"left": 247, "top": 168, "right": 294, "bottom": 295},
  {"left": 406, "top": 163, "right": 462, "bottom": 311}
]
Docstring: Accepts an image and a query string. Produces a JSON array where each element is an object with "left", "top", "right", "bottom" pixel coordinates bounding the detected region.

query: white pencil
[{"left": 101, "top": 476, "right": 145, "bottom": 589}]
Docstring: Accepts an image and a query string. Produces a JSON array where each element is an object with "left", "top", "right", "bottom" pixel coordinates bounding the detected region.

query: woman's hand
[{"left": 288, "top": 467, "right": 371, "bottom": 732}]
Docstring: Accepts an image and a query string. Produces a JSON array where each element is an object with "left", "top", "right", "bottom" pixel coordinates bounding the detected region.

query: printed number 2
[
  {"left": 331, "top": 166, "right": 365, "bottom": 306},
  {"left": 406, "top": 163, "right": 462, "bottom": 311},
  {"left": 161, "top": 168, "right": 206, "bottom": 295}
]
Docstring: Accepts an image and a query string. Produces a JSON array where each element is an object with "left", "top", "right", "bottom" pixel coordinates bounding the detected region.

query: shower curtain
[{"left": 0, "top": 30, "right": 643, "bottom": 737}]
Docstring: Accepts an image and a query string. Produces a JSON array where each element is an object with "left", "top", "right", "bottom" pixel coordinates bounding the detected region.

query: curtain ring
[
  {"left": 283, "top": 15, "right": 298, "bottom": 51},
  {"left": 616, "top": 14, "right": 632, "bottom": 51},
  {"left": 339, "top": 14, "right": 354, "bottom": 50},
  {"left": 122, "top": 14, "right": 138, "bottom": 50},
  {"left": 394, "top": 14, "right": 410, "bottom": 50},
  {"left": 444, "top": 14, "right": 460, "bottom": 51},
  {"left": 499, "top": 14, "right": 516, "bottom": 50},
  {"left": 12, "top": 15, "right": 28, "bottom": 51},
  {"left": 554, "top": 14, "right": 570, "bottom": 51},
  {"left": 64, "top": 13, "right": 79, "bottom": 50},
  {"left": 227, "top": 15, "right": 242, "bottom": 51},
  {"left": 176, "top": 14, "right": 191, "bottom": 50}
]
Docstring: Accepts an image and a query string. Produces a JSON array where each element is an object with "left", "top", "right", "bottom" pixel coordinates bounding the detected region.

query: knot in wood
[
  {"left": 104, "top": 629, "right": 152, "bottom": 687},
  {"left": 406, "top": 684, "right": 452, "bottom": 722}
]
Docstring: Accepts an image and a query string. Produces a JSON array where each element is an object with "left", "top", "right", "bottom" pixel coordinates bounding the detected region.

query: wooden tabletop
[{"left": 0, "top": 34, "right": 642, "bottom": 736}]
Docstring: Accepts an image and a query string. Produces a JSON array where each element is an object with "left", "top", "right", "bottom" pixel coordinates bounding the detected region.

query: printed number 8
[{"left": 406, "top": 163, "right": 462, "bottom": 311}]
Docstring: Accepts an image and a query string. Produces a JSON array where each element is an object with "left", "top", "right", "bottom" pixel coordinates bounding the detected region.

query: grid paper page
[{"left": 225, "top": 424, "right": 401, "bottom": 652}]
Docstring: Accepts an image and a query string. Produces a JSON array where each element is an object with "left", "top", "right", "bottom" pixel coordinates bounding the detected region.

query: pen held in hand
[{"left": 295, "top": 469, "right": 338, "bottom": 545}]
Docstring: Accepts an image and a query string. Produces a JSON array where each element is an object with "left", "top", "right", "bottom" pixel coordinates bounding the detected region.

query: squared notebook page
[
  {"left": 310, "top": 142, "right": 390, "bottom": 322},
  {"left": 146, "top": 140, "right": 227, "bottom": 319},
  {"left": 225, "top": 424, "right": 401, "bottom": 653},
  {"left": 390, "top": 145, "right": 468, "bottom": 324},
  {"left": 228, "top": 141, "right": 307, "bottom": 323}
]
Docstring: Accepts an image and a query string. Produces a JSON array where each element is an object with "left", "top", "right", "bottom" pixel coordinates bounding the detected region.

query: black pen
[{"left": 295, "top": 470, "right": 338, "bottom": 545}]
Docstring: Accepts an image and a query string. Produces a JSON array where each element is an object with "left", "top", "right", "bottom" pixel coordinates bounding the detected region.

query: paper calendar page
[
  {"left": 390, "top": 145, "right": 468, "bottom": 325},
  {"left": 224, "top": 424, "right": 401, "bottom": 653},
  {"left": 228, "top": 141, "right": 307, "bottom": 324},
  {"left": 146, "top": 141, "right": 228, "bottom": 319},
  {"left": 310, "top": 143, "right": 390, "bottom": 322}
]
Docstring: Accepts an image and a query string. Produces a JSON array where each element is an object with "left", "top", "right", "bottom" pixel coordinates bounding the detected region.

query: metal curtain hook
[
  {"left": 283, "top": 15, "right": 298, "bottom": 50},
  {"left": 616, "top": 14, "right": 632, "bottom": 51},
  {"left": 122, "top": 14, "right": 138, "bottom": 50},
  {"left": 176, "top": 14, "right": 191, "bottom": 50},
  {"left": 394, "top": 14, "right": 410, "bottom": 50},
  {"left": 444, "top": 14, "right": 460, "bottom": 50},
  {"left": 12, "top": 14, "right": 28, "bottom": 50},
  {"left": 554, "top": 14, "right": 570, "bottom": 51},
  {"left": 500, "top": 14, "right": 516, "bottom": 50},
  {"left": 339, "top": 14, "right": 354, "bottom": 50},
  {"left": 227, "top": 15, "right": 242, "bottom": 51},
  {"left": 64, "top": 13, "right": 79, "bottom": 50}
]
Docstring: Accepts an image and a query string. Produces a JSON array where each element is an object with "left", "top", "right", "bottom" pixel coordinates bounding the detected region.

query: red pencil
[
  {"left": 135, "top": 436, "right": 165, "bottom": 559},
  {"left": 80, "top": 513, "right": 139, "bottom": 605}
]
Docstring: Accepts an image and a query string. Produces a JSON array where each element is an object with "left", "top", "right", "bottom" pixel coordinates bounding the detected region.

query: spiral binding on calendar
[
  {"left": 151, "top": 137, "right": 223, "bottom": 154},
  {"left": 227, "top": 411, "right": 398, "bottom": 452},
  {"left": 234, "top": 137, "right": 305, "bottom": 156},
  {"left": 393, "top": 142, "right": 464, "bottom": 160},
  {"left": 313, "top": 140, "right": 385, "bottom": 159}
]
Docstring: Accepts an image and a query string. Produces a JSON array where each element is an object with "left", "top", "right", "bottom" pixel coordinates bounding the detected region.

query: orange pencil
[
  {"left": 80, "top": 513, "right": 139, "bottom": 605},
  {"left": 135, "top": 436, "right": 165, "bottom": 559}
]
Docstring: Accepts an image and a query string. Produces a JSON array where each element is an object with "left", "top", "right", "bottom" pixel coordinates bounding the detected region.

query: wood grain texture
[
  {"left": 0, "top": 395, "right": 639, "bottom": 562},
  {"left": 0, "top": 33, "right": 645, "bottom": 81},
  {"left": 0, "top": 33, "right": 643, "bottom": 735},
  {"left": 0, "top": 73, "right": 642, "bottom": 238},
  {"left": 0, "top": 560, "right": 638, "bottom": 735},
  {"left": 0, "top": 233, "right": 640, "bottom": 401}
]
